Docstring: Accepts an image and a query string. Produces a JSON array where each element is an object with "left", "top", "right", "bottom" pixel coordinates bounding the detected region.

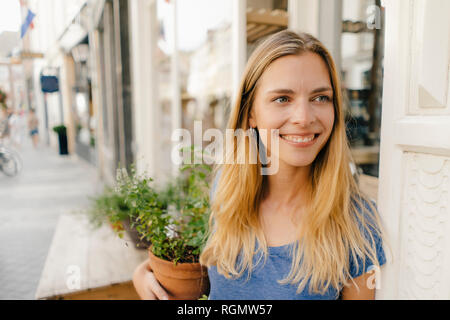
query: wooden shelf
[
  {"left": 358, "top": 174, "right": 379, "bottom": 201},
  {"left": 342, "top": 20, "right": 374, "bottom": 33},
  {"left": 351, "top": 145, "right": 380, "bottom": 165},
  {"left": 247, "top": 8, "right": 288, "bottom": 27},
  {"left": 246, "top": 8, "right": 288, "bottom": 43}
]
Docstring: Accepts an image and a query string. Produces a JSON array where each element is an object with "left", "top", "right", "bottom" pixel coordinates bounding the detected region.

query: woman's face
[{"left": 249, "top": 52, "right": 335, "bottom": 169}]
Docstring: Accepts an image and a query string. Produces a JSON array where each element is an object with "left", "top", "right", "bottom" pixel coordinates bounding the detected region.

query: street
[{"left": 0, "top": 139, "right": 101, "bottom": 299}]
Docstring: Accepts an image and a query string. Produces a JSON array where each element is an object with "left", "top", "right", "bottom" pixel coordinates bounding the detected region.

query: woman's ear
[{"left": 248, "top": 109, "right": 257, "bottom": 129}]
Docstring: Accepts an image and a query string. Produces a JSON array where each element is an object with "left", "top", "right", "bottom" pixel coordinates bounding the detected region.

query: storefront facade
[
  {"left": 27, "top": 0, "right": 134, "bottom": 183},
  {"left": 87, "top": 0, "right": 134, "bottom": 183}
]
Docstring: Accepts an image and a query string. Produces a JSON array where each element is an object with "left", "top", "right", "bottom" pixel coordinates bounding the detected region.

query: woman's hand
[{"left": 132, "top": 258, "right": 169, "bottom": 300}]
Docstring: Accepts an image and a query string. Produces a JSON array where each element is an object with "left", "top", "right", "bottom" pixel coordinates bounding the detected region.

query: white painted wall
[
  {"left": 28, "top": 0, "right": 87, "bottom": 54},
  {"left": 288, "top": 0, "right": 320, "bottom": 36},
  {"left": 128, "top": 0, "right": 161, "bottom": 180},
  {"left": 288, "top": 0, "right": 342, "bottom": 71}
]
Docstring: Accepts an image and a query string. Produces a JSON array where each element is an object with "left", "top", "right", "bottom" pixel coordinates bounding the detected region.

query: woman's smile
[{"left": 279, "top": 133, "right": 320, "bottom": 148}]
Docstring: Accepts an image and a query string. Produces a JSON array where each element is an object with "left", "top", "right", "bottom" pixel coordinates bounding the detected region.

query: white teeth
[{"left": 281, "top": 134, "right": 315, "bottom": 143}]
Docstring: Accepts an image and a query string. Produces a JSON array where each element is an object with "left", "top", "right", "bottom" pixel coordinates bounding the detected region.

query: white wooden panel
[
  {"left": 409, "top": 0, "right": 450, "bottom": 113},
  {"left": 394, "top": 117, "right": 450, "bottom": 155},
  {"left": 417, "top": 0, "right": 450, "bottom": 108},
  {"left": 378, "top": 0, "right": 450, "bottom": 299}
]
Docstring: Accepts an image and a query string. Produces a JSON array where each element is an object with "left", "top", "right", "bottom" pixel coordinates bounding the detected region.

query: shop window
[{"left": 341, "top": 0, "right": 384, "bottom": 177}]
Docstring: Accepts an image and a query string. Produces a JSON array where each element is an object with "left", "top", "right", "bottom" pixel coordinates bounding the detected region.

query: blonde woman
[{"left": 133, "top": 30, "right": 387, "bottom": 300}]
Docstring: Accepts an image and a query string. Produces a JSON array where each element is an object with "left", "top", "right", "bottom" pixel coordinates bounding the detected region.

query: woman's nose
[{"left": 290, "top": 99, "right": 316, "bottom": 127}]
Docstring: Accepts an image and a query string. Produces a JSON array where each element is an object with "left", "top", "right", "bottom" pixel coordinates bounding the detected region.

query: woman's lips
[{"left": 279, "top": 133, "right": 319, "bottom": 147}]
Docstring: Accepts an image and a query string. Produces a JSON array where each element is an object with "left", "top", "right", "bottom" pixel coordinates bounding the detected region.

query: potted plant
[
  {"left": 85, "top": 186, "right": 129, "bottom": 238},
  {"left": 85, "top": 175, "right": 153, "bottom": 249},
  {"left": 52, "top": 124, "right": 68, "bottom": 155},
  {"left": 116, "top": 159, "right": 212, "bottom": 300}
]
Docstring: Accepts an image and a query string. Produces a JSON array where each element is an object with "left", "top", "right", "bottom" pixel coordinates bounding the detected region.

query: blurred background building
[{"left": 1, "top": 0, "right": 385, "bottom": 185}]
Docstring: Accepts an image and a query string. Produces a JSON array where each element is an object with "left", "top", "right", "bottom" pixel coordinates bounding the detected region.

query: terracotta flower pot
[{"left": 148, "top": 247, "right": 210, "bottom": 300}]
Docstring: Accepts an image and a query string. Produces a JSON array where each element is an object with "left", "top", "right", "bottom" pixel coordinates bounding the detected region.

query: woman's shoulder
[{"left": 350, "top": 194, "right": 379, "bottom": 223}]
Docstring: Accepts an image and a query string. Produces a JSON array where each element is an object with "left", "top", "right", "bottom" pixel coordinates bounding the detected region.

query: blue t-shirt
[{"left": 207, "top": 171, "right": 386, "bottom": 300}]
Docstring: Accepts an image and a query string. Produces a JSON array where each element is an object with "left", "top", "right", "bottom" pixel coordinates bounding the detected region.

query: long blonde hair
[{"left": 200, "top": 30, "right": 387, "bottom": 295}]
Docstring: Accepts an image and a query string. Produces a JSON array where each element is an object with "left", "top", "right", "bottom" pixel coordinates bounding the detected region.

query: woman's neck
[
  {"left": 264, "top": 162, "right": 312, "bottom": 209},
  {"left": 258, "top": 163, "right": 312, "bottom": 245}
]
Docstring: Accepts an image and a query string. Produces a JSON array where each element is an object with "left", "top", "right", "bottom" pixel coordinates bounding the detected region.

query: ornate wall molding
[{"left": 399, "top": 152, "right": 449, "bottom": 299}]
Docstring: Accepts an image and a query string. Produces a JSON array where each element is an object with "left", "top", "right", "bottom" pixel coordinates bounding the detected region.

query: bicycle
[{"left": 0, "top": 144, "right": 22, "bottom": 177}]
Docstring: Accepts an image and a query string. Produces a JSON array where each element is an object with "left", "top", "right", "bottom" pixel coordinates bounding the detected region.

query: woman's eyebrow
[
  {"left": 310, "top": 86, "right": 333, "bottom": 94},
  {"left": 266, "top": 88, "right": 295, "bottom": 95},
  {"left": 266, "top": 87, "right": 333, "bottom": 95}
]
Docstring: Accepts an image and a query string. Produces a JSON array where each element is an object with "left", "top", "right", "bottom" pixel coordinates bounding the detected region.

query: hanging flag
[
  {"left": 21, "top": 9, "right": 36, "bottom": 39},
  {"left": 19, "top": 0, "right": 35, "bottom": 31}
]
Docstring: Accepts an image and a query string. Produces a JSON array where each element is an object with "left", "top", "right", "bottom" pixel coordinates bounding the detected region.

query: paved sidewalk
[{"left": 0, "top": 139, "right": 102, "bottom": 300}]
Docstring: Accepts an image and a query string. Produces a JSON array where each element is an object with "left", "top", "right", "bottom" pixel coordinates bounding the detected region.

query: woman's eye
[
  {"left": 274, "top": 96, "right": 289, "bottom": 104},
  {"left": 313, "top": 95, "right": 332, "bottom": 103}
]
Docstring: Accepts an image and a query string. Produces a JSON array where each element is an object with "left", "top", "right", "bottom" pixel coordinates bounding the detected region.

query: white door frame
[{"left": 377, "top": 0, "right": 450, "bottom": 299}]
